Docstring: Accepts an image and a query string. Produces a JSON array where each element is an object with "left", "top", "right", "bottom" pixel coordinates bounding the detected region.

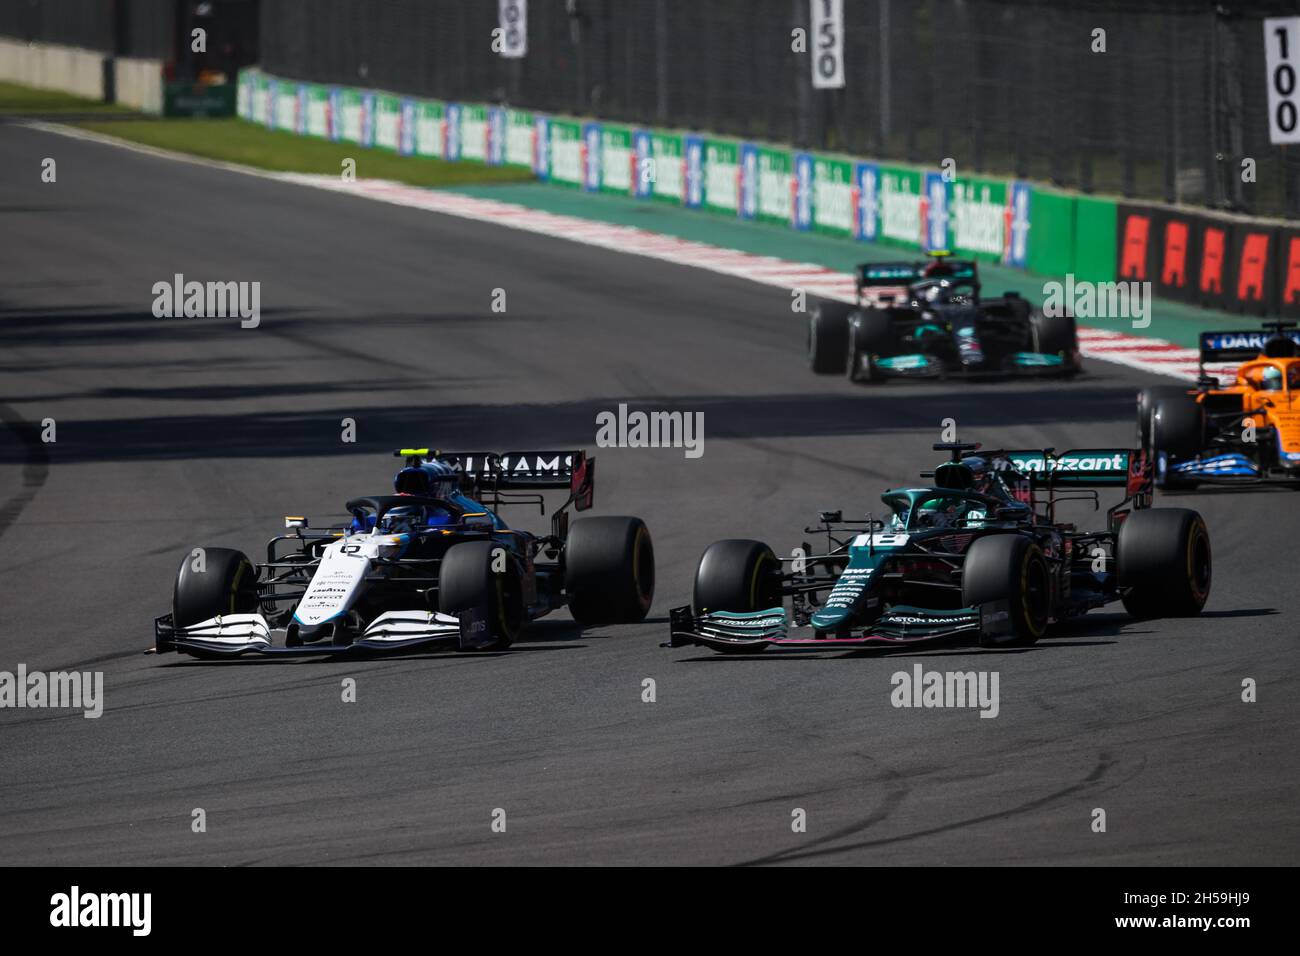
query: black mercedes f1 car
[{"left": 807, "top": 253, "right": 1081, "bottom": 382}]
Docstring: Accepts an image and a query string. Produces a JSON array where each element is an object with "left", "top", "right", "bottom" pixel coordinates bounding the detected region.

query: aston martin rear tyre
[{"left": 1117, "top": 508, "right": 1211, "bottom": 619}]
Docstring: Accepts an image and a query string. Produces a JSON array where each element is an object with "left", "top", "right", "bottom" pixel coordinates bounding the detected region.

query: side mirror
[{"left": 284, "top": 516, "right": 308, "bottom": 530}]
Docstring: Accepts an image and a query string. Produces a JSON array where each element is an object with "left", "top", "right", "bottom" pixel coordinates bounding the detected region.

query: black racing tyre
[
  {"left": 692, "top": 539, "right": 782, "bottom": 616},
  {"left": 173, "top": 547, "right": 260, "bottom": 630},
  {"left": 962, "top": 534, "right": 1051, "bottom": 648},
  {"left": 808, "top": 301, "right": 852, "bottom": 374},
  {"left": 1151, "top": 394, "right": 1204, "bottom": 460},
  {"left": 1137, "top": 386, "right": 1192, "bottom": 447},
  {"left": 1030, "top": 309, "right": 1081, "bottom": 373},
  {"left": 439, "top": 540, "right": 525, "bottom": 650},
  {"left": 564, "top": 516, "right": 655, "bottom": 626},
  {"left": 1150, "top": 394, "right": 1205, "bottom": 489},
  {"left": 1117, "top": 508, "right": 1211, "bottom": 619},
  {"left": 847, "top": 308, "right": 893, "bottom": 384}
]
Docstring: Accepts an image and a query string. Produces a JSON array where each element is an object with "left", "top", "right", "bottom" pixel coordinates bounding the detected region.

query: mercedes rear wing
[{"left": 854, "top": 257, "right": 979, "bottom": 291}]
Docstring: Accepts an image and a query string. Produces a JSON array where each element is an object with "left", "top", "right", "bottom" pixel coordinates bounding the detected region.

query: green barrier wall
[
  {"left": 548, "top": 119, "right": 583, "bottom": 187},
  {"left": 878, "top": 165, "right": 923, "bottom": 249},
  {"left": 703, "top": 139, "right": 740, "bottom": 214},
  {"left": 1073, "top": 195, "right": 1118, "bottom": 283},
  {"left": 812, "top": 155, "right": 853, "bottom": 237},
  {"left": 950, "top": 176, "right": 1007, "bottom": 262},
  {"left": 599, "top": 124, "right": 634, "bottom": 195},
  {"left": 1027, "top": 187, "right": 1076, "bottom": 277}
]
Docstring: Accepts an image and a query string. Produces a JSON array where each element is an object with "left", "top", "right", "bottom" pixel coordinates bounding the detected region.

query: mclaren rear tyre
[
  {"left": 808, "top": 301, "right": 852, "bottom": 374},
  {"left": 962, "top": 534, "right": 1051, "bottom": 648},
  {"left": 173, "top": 547, "right": 260, "bottom": 632},
  {"left": 439, "top": 540, "right": 526, "bottom": 650},
  {"left": 565, "top": 516, "right": 655, "bottom": 626},
  {"left": 1117, "top": 508, "right": 1211, "bottom": 619}
]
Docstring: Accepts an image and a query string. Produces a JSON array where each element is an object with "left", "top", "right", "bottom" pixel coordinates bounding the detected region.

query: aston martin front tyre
[
  {"left": 692, "top": 539, "right": 782, "bottom": 616},
  {"left": 962, "top": 534, "right": 1051, "bottom": 648},
  {"left": 1117, "top": 508, "right": 1211, "bottom": 619},
  {"left": 439, "top": 540, "right": 525, "bottom": 649},
  {"left": 808, "top": 302, "right": 852, "bottom": 374},
  {"left": 173, "top": 547, "right": 260, "bottom": 629},
  {"left": 565, "top": 516, "right": 655, "bottom": 626}
]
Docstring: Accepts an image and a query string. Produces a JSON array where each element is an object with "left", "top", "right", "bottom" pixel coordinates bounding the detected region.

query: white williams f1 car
[{"left": 153, "top": 449, "right": 655, "bottom": 658}]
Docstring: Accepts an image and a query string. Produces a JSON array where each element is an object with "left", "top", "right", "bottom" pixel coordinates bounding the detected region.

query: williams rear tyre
[
  {"left": 962, "top": 534, "right": 1051, "bottom": 648},
  {"left": 1117, "top": 508, "right": 1211, "bottom": 619},
  {"left": 564, "top": 516, "right": 655, "bottom": 626}
]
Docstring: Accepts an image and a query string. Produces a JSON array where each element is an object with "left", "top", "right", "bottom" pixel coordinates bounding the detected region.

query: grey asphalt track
[{"left": 0, "top": 123, "right": 1296, "bottom": 866}]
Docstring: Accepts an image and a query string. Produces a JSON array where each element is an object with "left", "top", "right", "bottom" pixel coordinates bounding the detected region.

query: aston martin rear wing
[
  {"left": 991, "top": 447, "right": 1152, "bottom": 528},
  {"left": 997, "top": 449, "right": 1138, "bottom": 487}
]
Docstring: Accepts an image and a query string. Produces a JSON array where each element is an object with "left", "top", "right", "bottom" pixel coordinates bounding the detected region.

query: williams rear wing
[{"left": 408, "top": 449, "right": 595, "bottom": 512}]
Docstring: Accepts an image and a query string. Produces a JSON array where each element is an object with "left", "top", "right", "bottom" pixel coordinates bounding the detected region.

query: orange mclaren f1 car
[{"left": 1138, "top": 322, "right": 1300, "bottom": 489}]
